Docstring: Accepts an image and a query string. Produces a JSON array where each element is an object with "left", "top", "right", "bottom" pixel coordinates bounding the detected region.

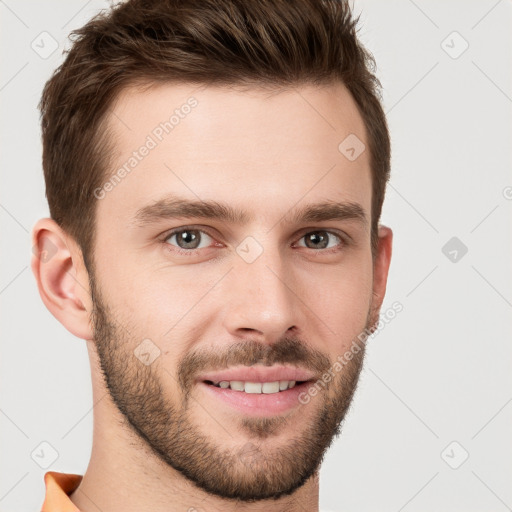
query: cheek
[
  {"left": 107, "top": 261, "right": 221, "bottom": 341},
  {"left": 299, "top": 255, "right": 373, "bottom": 347}
]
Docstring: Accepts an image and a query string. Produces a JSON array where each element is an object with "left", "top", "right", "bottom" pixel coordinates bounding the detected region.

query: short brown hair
[{"left": 39, "top": 0, "right": 390, "bottom": 270}]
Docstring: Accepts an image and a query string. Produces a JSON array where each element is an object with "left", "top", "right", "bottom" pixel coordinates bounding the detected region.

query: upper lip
[{"left": 196, "top": 365, "right": 316, "bottom": 383}]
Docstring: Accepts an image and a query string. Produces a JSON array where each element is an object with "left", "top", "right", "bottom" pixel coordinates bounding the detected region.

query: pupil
[
  {"left": 178, "top": 230, "right": 199, "bottom": 248},
  {"left": 307, "top": 231, "right": 327, "bottom": 249}
]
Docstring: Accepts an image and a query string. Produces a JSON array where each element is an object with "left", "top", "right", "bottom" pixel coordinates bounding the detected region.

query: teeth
[
  {"left": 245, "top": 382, "right": 262, "bottom": 394},
  {"left": 212, "top": 380, "right": 298, "bottom": 393},
  {"left": 262, "top": 382, "right": 280, "bottom": 394},
  {"left": 229, "top": 380, "right": 245, "bottom": 391}
]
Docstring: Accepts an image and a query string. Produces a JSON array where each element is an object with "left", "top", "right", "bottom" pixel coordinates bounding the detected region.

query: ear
[
  {"left": 31, "top": 218, "right": 94, "bottom": 340},
  {"left": 371, "top": 225, "right": 393, "bottom": 320}
]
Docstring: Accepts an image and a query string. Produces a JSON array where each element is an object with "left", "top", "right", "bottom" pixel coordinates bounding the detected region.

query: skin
[{"left": 32, "top": 81, "right": 392, "bottom": 512}]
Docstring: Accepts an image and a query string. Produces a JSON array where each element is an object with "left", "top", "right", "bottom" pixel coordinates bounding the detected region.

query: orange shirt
[{"left": 41, "top": 471, "right": 83, "bottom": 511}]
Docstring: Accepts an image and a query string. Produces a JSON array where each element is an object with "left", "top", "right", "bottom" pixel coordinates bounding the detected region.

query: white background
[{"left": 1, "top": 1, "right": 511, "bottom": 510}]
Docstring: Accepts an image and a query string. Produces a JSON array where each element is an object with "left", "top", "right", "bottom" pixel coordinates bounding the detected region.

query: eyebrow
[{"left": 133, "top": 195, "right": 368, "bottom": 229}]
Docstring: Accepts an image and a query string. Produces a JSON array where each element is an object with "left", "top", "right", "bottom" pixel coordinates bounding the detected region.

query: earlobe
[
  {"left": 31, "top": 218, "right": 94, "bottom": 340},
  {"left": 371, "top": 225, "right": 393, "bottom": 318}
]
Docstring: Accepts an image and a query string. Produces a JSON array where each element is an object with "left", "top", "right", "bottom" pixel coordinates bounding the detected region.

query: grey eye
[
  {"left": 298, "top": 231, "right": 342, "bottom": 250},
  {"left": 166, "top": 229, "right": 213, "bottom": 250}
]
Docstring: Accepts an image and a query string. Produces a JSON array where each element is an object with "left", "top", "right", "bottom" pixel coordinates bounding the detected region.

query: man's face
[{"left": 90, "top": 82, "right": 377, "bottom": 500}]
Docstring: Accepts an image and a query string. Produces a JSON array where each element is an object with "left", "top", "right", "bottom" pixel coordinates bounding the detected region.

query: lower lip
[{"left": 198, "top": 381, "right": 311, "bottom": 417}]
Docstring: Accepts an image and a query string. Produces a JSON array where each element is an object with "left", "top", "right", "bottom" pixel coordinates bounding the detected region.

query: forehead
[{"left": 98, "top": 81, "right": 371, "bottom": 226}]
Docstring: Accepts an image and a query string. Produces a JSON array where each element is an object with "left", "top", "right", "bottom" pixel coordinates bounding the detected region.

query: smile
[{"left": 205, "top": 380, "right": 301, "bottom": 393}]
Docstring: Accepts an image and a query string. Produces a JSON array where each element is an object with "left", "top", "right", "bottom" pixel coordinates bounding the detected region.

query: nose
[{"left": 222, "top": 243, "right": 301, "bottom": 343}]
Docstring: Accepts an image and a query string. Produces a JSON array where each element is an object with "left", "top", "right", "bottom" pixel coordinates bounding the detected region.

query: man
[{"left": 32, "top": 0, "right": 392, "bottom": 510}]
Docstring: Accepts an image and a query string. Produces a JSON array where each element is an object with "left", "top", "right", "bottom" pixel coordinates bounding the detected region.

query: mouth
[
  {"left": 196, "top": 364, "right": 316, "bottom": 388},
  {"left": 198, "top": 377, "right": 314, "bottom": 416},
  {"left": 203, "top": 379, "right": 308, "bottom": 393}
]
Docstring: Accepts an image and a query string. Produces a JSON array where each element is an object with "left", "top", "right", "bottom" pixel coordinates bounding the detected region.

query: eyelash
[{"left": 161, "top": 226, "right": 349, "bottom": 257}]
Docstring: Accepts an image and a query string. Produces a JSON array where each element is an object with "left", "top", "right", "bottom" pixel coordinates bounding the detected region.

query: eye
[
  {"left": 164, "top": 228, "right": 215, "bottom": 253},
  {"left": 296, "top": 230, "right": 344, "bottom": 251},
  {"left": 161, "top": 227, "right": 347, "bottom": 257}
]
